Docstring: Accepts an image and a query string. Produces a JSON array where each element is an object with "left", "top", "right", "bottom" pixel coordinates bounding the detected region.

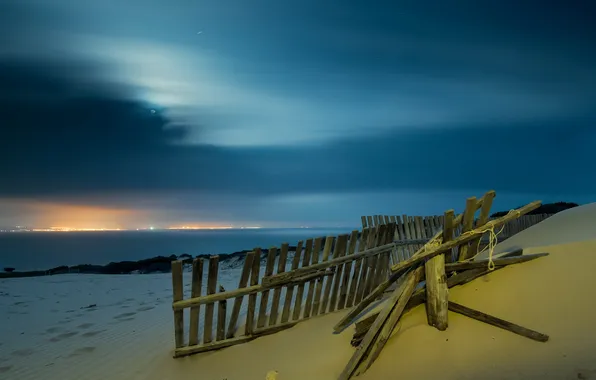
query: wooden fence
[
  {"left": 170, "top": 223, "right": 398, "bottom": 358},
  {"left": 170, "top": 208, "right": 552, "bottom": 358}
]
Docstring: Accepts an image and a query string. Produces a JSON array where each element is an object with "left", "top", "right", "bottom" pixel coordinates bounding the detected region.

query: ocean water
[{"left": 0, "top": 228, "right": 355, "bottom": 271}]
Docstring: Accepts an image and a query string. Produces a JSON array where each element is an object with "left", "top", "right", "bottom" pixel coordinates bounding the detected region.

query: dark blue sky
[{"left": 1, "top": 1, "right": 595, "bottom": 228}]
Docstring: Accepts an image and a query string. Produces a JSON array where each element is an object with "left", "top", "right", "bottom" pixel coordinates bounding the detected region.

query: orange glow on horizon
[{"left": 25, "top": 201, "right": 143, "bottom": 230}]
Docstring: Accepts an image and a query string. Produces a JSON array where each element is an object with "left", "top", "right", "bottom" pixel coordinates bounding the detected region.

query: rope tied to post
[{"left": 460, "top": 209, "right": 522, "bottom": 270}]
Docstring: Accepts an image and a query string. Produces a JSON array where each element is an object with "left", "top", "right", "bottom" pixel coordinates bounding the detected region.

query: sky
[{"left": 1, "top": 0, "right": 595, "bottom": 228}]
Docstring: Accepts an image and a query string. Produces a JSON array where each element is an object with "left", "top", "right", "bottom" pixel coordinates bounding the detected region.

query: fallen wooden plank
[
  {"left": 445, "top": 252, "right": 548, "bottom": 272},
  {"left": 355, "top": 267, "right": 424, "bottom": 376},
  {"left": 338, "top": 267, "right": 422, "bottom": 380},
  {"left": 448, "top": 301, "right": 549, "bottom": 342}
]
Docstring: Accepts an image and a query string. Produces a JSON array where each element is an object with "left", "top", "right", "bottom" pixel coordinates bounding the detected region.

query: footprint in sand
[
  {"left": 49, "top": 332, "right": 78, "bottom": 342},
  {"left": 67, "top": 346, "right": 96, "bottom": 357},
  {"left": 137, "top": 305, "right": 155, "bottom": 312},
  {"left": 45, "top": 327, "right": 63, "bottom": 334},
  {"left": 81, "top": 330, "right": 105, "bottom": 338},
  {"left": 11, "top": 348, "right": 34, "bottom": 357},
  {"left": 120, "top": 305, "right": 131, "bottom": 309},
  {"left": 113, "top": 312, "right": 136, "bottom": 319},
  {"left": 76, "top": 323, "right": 94, "bottom": 329},
  {"left": 0, "top": 365, "right": 12, "bottom": 374}
]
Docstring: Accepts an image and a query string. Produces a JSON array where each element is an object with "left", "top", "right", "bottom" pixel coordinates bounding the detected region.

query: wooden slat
[
  {"left": 292, "top": 239, "right": 313, "bottom": 320},
  {"left": 256, "top": 247, "right": 277, "bottom": 328},
  {"left": 327, "top": 234, "right": 349, "bottom": 313},
  {"left": 203, "top": 255, "right": 219, "bottom": 344},
  {"left": 303, "top": 237, "right": 323, "bottom": 318},
  {"left": 227, "top": 252, "right": 255, "bottom": 338},
  {"left": 373, "top": 215, "right": 380, "bottom": 226},
  {"left": 402, "top": 215, "right": 412, "bottom": 240},
  {"left": 346, "top": 228, "right": 369, "bottom": 308},
  {"left": 171, "top": 260, "right": 185, "bottom": 349},
  {"left": 414, "top": 216, "right": 423, "bottom": 240},
  {"left": 468, "top": 190, "right": 496, "bottom": 258},
  {"left": 281, "top": 241, "right": 304, "bottom": 323},
  {"left": 443, "top": 209, "right": 455, "bottom": 263},
  {"left": 245, "top": 248, "right": 261, "bottom": 335},
  {"left": 354, "top": 227, "right": 377, "bottom": 304},
  {"left": 367, "top": 216, "right": 373, "bottom": 228},
  {"left": 458, "top": 197, "right": 478, "bottom": 261},
  {"left": 268, "top": 245, "right": 287, "bottom": 326},
  {"left": 311, "top": 237, "right": 334, "bottom": 316},
  {"left": 383, "top": 215, "right": 391, "bottom": 224},
  {"left": 448, "top": 301, "right": 549, "bottom": 342},
  {"left": 361, "top": 216, "right": 368, "bottom": 228},
  {"left": 337, "top": 230, "right": 360, "bottom": 310},
  {"left": 216, "top": 285, "right": 227, "bottom": 341},
  {"left": 339, "top": 266, "right": 424, "bottom": 380},
  {"left": 188, "top": 258, "right": 204, "bottom": 346}
]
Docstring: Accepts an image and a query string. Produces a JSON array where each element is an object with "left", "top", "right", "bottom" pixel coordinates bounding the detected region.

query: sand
[{"left": 2, "top": 202, "right": 596, "bottom": 380}]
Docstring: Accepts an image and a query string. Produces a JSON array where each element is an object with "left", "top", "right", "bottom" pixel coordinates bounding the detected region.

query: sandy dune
[{"left": 2, "top": 203, "right": 596, "bottom": 380}]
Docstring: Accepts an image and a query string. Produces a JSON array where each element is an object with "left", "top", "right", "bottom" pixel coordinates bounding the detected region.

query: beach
[{"left": 2, "top": 204, "right": 596, "bottom": 379}]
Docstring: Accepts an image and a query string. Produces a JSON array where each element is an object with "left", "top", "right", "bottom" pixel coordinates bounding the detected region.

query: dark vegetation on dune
[
  {"left": 0, "top": 202, "right": 577, "bottom": 279},
  {"left": 0, "top": 247, "right": 299, "bottom": 279},
  {"left": 490, "top": 202, "right": 578, "bottom": 218}
]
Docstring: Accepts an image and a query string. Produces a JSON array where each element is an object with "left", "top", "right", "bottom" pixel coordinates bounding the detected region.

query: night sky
[{"left": 1, "top": 1, "right": 595, "bottom": 228}]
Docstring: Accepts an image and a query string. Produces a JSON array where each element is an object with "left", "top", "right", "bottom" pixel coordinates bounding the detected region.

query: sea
[{"left": 0, "top": 228, "right": 355, "bottom": 271}]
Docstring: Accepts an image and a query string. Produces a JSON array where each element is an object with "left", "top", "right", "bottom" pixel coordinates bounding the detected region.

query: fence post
[{"left": 171, "top": 260, "right": 185, "bottom": 349}]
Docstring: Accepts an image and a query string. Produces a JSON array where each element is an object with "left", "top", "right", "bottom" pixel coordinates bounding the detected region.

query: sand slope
[
  {"left": 139, "top": 239, "right": 596, "bottom": 380},
  {"left": 491, "top": 202, "right": 596, "bottom": 256}
]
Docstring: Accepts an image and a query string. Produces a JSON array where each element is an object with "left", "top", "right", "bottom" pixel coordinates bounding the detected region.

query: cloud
[
  {"left": 4, "top": 0, "right": 596, "bottom": 148},
  {"left": 1, "top": 57, "right": 595, "bottom": 208}
]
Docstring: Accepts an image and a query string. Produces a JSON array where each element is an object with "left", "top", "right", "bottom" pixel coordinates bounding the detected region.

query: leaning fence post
[{"left": 171, "top": 260, "right": 185, "bottom": 349}]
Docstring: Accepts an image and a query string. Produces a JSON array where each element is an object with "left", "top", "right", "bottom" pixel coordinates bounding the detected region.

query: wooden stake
[
  {"left": 245, "top": 248, "right": 261, "bottom": 335},
  {"left": 346, "top": 228, "right": 369, "bottom": 308},
  {"left": 468, "top": 190, "right": 495, "bottom": 258},
  {"left": 322, "top": 235, "right": 346, "bottom": 313},
  {"left": 443, "top": 209, "right": 455, "bottom": 263},
  {"left": 425, "top": 246, "right": 448, "bottom": 331},
  {"left": 188, "top": 258, "right": 204, "bottom": 345},
  {"left": 448, "top": 301, "right": 549, "bottom": 342},
  {"left": 303, "top": 237, "right": 323, "bottom": 318},
  {"left": 312, "top": 237, "right": 334, "bottom": 316},
  {"left": 268, "top": 244, "right": 288, "bottom": 326},
  {"left": 257, "top": 247, "right": 277, "bottom": 328},
  {"left": 216, "top": 285, "right": 227, "bottom": 341},
  {"left": 338, "top": 266, "right": 423, "bottom": 380},
  {"left": 171, "top": 260, "right": 185, "bottom": 349},
  {"left": 292, "top": 239, "right": 313, "bottom": 320},
  {"left": 338, "top": 230, "right": 359, "bottom": 310},
  {"left": 458, "top": 197, "right": 478, "bottom": 261},
  {"left": 227, "top": 251, "right": 255, "bottom": 338},
  {"left": 355, "top": 267, "right": 424, "bottom": 376},
  {"left": 281, "top": 241, "right": 303, "bottom": 323},
  {"left": 203, "top": 255, "right": 219, "bottom": 344}
]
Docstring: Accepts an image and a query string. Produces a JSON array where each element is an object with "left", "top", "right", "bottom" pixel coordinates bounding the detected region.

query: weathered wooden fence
[
  {"left": 170, "top": 223, "right": 397, "bottom": 358},
  {"left": 170, "top": 193, "right": 553, "bottom": 358}
]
